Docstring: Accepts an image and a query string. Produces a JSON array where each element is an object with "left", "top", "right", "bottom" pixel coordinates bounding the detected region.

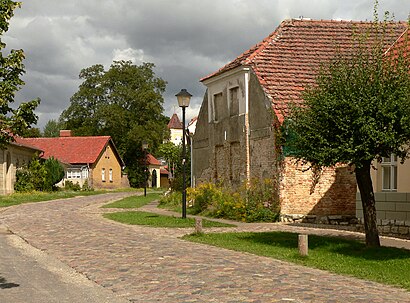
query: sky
[{"left": 3, "top": 0, "right": 410, "bottom": 130}]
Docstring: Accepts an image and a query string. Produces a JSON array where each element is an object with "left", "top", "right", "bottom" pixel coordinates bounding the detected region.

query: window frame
[{"left": 381, "top": 154, "right": 397, "bottom": 191}]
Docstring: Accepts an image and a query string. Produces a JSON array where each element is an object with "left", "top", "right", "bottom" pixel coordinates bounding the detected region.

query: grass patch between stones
[
  {"left": 183, "top": 231, "right": 410, "bottom": 290},
  {"left": 103, "top": 211, "right": 235, "bottom": 228},
  {"left": 102, "top": 193, "right": 162, "bottom": 208},
  {"left": 0, "top": 190, "right": 106, "bottom": 208}
]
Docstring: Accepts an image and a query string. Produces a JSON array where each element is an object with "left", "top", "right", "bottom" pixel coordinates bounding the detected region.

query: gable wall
[
  {"left": 91, "top": 143, "right": 123, "bottom": 189},
  {"left": 193, "top": 69, "right": 249, "bottom": 187}
]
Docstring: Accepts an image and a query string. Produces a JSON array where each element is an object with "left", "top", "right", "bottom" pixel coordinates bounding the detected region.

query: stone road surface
[{"left": 0, "top": 192, "right": 410, "bottom": 303}]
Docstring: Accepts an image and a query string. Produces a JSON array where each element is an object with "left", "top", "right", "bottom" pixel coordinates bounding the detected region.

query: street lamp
[
  {"left": 176, "top": 88, "right": 192, "bottom": 219},
  {"left": 142, "top": 141, "right": 149, "bottom": 197}
]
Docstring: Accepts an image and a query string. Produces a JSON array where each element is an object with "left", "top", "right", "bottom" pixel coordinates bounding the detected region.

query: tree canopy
[
  {"left": 286, "top": 21, "right": 409, "bottom": 247},
  {"left": 0, "top": 1, "right": 39, "bottom": 146},
  {"left": 60, "top": 60, "right": 169, "bottom": 186}
]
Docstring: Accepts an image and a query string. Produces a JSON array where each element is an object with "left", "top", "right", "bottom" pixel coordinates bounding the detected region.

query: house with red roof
[
  {"left": 145, "top": 153, "right": 170, "bottom": 188},
  {"left": 192, "top": 19, "right": 407, "bottom": 223},
  {"left": 16, "top": 130, "right": 127, "bottom": 190}
]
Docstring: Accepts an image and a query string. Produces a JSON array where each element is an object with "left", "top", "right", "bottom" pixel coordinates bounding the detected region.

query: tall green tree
[
  {"left": 0, "top": 1, "right": 39, "bottom": 146},
  {"left": 60, "top": 60, "right": 168, "bottom": 186},
  {"left": 286, "top": 20, "right": 409, "bottom": 247},
  {"left": 43, "top": 119, "right": 62, "bottom": 137}
]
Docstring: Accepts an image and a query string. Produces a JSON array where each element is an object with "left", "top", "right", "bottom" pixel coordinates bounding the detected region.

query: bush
[
  {"left": 15, "top": 157, "right": 48, "bottom": 192},
  {"left": 159, "top": 191, "right": 182, "bottom": 209},
  {"left": 187, "top": 179, "right": 280, "bottom": 222},
  {"left": 64, "top": 180, "right": 81, "bottom": 191},
  {"left": 43, "top": 157, "right": 65, "bottom": 191}
]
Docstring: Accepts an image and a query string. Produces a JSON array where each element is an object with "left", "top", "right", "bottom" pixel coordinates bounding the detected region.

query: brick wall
[{"left": 280, "top": 157, "right": 356, "bottom": 217}]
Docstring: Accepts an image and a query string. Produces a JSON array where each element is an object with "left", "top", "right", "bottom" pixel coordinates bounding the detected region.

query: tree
[
  {"left": 21, "top": 127, "right": 41, "bottom": 138},
  {"left": 43, "top": 157, "right": 64, "bottom": 191},
  {"left": 286, "top": 19, "right": 409, "bottom": 247},
  {"left": 0, "top": 1, "right": 39, "bottom": 147},
  {"left": 43, "top": 119, "right": 62, "bottom": 137},
  {"left": 60, "top": 60, "right": 168, "bottom": 186}
]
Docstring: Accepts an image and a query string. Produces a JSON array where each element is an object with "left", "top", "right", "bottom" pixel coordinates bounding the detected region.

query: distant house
[
  {"left": 16, "top": 130, "right": 128, "bottom": 190},
  {"left": 167, "top": 113, "right": 183, "bottom": 146},
  {"left": 146, "top": 153, "right": 170, "bottom": 188},
  {"left": 0, "top": 141, "right": 42, "bottom": 195},
  {"left": 193, "top": 19, "right": 407, "bottom": 223}
]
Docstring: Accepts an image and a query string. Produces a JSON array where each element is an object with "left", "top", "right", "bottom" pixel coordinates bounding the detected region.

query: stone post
[
  {"left": 298, "top": 234, "right": 308, "bottom": 256},
  {"left": 195, "top": 218, "right": 203, "bottom": 234}
]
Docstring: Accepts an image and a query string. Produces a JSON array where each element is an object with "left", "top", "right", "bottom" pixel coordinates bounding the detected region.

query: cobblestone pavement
[{"left": 1, "top": 192, "right": 410, "bottom": 303}]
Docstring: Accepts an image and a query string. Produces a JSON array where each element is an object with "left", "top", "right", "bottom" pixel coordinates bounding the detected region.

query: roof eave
[{"left": 201, "top": 66, "right": 252, "bottom": 87}]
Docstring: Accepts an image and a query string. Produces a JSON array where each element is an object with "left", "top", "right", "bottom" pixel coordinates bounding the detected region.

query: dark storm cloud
[{"left": 3, "top": 0, "right": 409, "bottom": 129}]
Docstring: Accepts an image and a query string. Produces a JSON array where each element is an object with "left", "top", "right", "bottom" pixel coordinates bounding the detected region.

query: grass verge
[
  {"left": 183, "top": 231, "right": 410, "bottom": 290},
  {"left": 102, "top": 193, "right": 162, "bottom": 208},
  {"left": 103, "top": 211, "right": 235, "bottom": 228},
  {"left": 0, "top": 190, "right": 106, "bottom": 208}
]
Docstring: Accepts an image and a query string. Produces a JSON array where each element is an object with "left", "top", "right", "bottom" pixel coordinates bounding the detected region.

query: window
[
  {"left": 102, "top": 168, "right": 106, "bottom": 182},
  {"left": 382, "top": 154, "right": 397, "bottom": 191},
  {"left": 213, "top": 93, "right": 223, "bottom": 121},
  {"left": 229, "top": 87, "right": 239, "bottom": 116},
  {"left": 109, "top": 168, "right": 113, "bottom": 182}
]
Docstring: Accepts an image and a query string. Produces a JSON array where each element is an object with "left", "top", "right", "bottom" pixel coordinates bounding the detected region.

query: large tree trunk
[{"left": 355, "top": 160, "right": 380, "bottom": 247}]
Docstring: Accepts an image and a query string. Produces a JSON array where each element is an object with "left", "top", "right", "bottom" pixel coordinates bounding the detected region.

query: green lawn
[
  {"left": 102, "top": 193, "right": 162, "bottom": 208},
  {"left": 184, "top": 231, "right": 410, "bottom": 290},
  {"left": 103, "top": 211, "right": 235, "bottom": 228},
  {"left": 0, "top": 190, "right": 106, "bottom": 208}
]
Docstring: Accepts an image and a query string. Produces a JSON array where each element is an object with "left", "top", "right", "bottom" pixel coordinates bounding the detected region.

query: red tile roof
[
  {"left": 167, "top": 113, "right": 183, "bottom": 129},
  {"left": 201, "top": 19, "right": 407, "bottom": 123},
  {"left": 15, "top": 136, "right": 123, "bottom": 165},
  {"left": 146, "top": 153, "right": 161, "bottom": 166},
  {"left": 385, "top": 29, "right": 409, "bottom": 58}
]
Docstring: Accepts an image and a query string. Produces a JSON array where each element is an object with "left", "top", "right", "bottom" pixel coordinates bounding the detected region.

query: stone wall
[
  {"left": 356, "top": 192, "right": 410, "bottom": 238},
  {"left": 280, "top": 158, "right": 357, "bottom": 217}
]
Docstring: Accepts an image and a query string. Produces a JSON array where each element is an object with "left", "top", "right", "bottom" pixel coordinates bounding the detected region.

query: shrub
[
  {"left": 14, "top": 157, "right": 48, "bottom": 192},
  {"left": 64, "top": 180, "right": 81, "bottom": 191},
  {"left": 43, "top": 157, "right": 65, "bottom": 191},
  {"left": 159, "top": 191, "right": 182, "bottom": 209},
  {"left": 187, "top": 179, "right": 280, "bottom": 222}
]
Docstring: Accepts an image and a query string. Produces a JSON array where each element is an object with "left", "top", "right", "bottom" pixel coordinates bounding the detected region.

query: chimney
[{"left": 60, "top": 130, "right": 72, "bottom": 137}]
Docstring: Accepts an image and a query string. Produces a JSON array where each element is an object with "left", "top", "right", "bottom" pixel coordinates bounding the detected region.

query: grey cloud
[{"left": 2, "top": 0, "right": 409, "bottom": 129}]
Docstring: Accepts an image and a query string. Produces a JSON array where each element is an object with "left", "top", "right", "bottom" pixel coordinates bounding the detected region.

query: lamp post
[
  {"left": 176, "top": 89, "right": 192, "bottom": 219},
  {"left": 142, "top": 141, "right": 148, "bottom": 197}
]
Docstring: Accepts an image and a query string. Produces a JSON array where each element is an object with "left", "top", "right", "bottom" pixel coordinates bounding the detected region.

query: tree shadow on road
[{"left": 0, "top": 275, "right": 19, "bottom": 289}]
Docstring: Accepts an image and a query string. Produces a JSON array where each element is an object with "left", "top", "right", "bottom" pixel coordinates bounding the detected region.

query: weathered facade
[
  {"left": 0, "top": 143, "right": 41, "bottom": 195},
  {"left": 193, "top": 19, "right": 407, "bottom": 221}
]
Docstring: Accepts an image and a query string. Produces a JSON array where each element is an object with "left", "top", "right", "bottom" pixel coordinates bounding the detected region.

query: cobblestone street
[{"left": 1, "top": 192, "right": 409, "bottom": 303}]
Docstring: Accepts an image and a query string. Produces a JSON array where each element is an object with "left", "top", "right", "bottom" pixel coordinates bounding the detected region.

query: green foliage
[
  {"left": 60, "top": 61, "right": 169, "bottom": 186},
  {"left": 15, "top": 156, "right": 65, "bottom": 192},
  {"left": 186, "top": 180, "right": 280, "bottom": 222},
  {"left": 43, "top": 157, "right": 64, "bottom": 191},
  {"left": 21, "top": 127, "right": 41, "bottom": 138},
  {"left": 14, "top": 157, "right": 47, "bottom": 192},
  {"left": 42, "top": 119, "right": 62, "bottom": 137},
  {"left": 0, "top": 1, "right": 40, "bottom": 147},
  {"left": 158, "top": 191, "right": 182, "bottom": 210},
  {"left": 64, "top": 180, "right": 81, "bottom": 191}
]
